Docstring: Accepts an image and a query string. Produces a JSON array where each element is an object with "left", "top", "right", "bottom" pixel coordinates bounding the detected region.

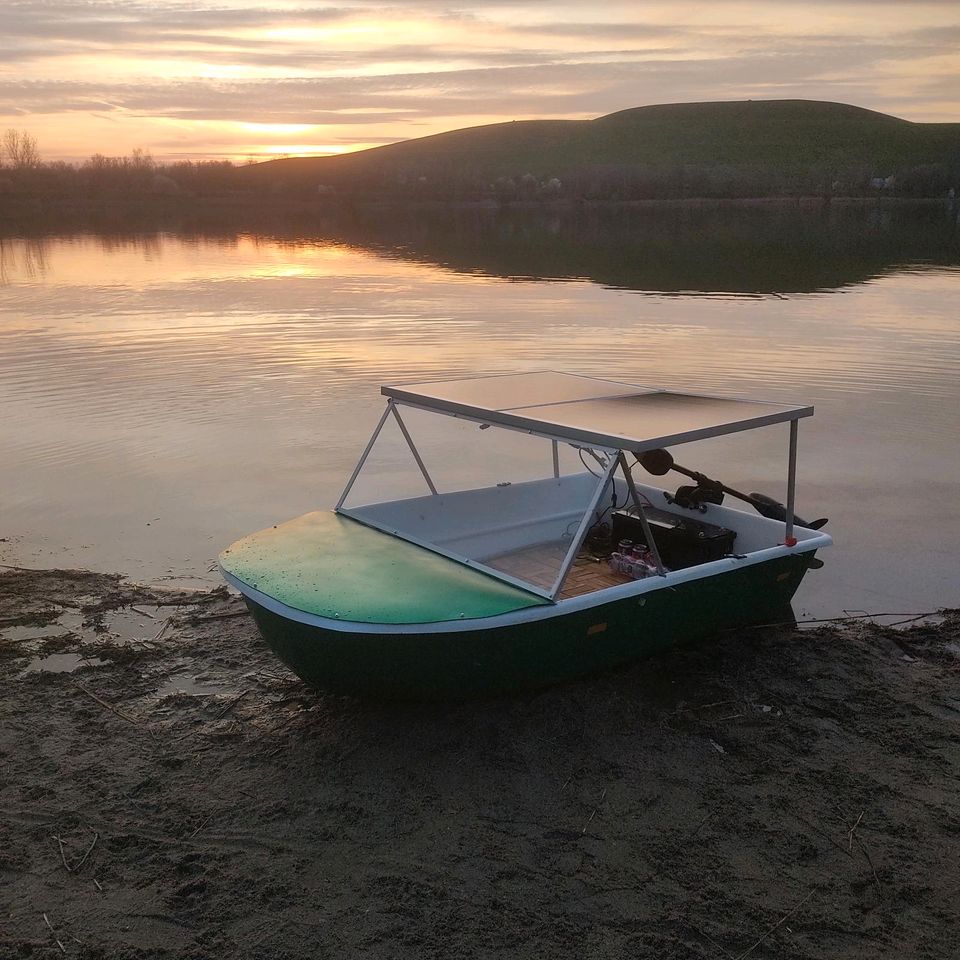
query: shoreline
[
  {"left": 1, "top": 193, "right": 956, "bottom": 222},
  {"left": 3, "top": 564, "right": 958, "bottom": 958}
]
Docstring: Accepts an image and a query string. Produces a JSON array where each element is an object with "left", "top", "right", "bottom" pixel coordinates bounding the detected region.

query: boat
[{"left": 219, "top": 372, "right": 831, "bottom": 699}]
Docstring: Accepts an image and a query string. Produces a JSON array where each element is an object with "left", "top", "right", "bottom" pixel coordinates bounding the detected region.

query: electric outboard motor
[
  {"left": 748, "top": 492, "right": 828, "bottom": 530},
  {"left": 638, "top": 447, "right": 828, "bottom": 529},
  {"left": 668, "top": 481, "right": 724, "bottom": 511}
]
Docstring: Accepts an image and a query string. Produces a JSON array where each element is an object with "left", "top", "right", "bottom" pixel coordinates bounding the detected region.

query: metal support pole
[
  {"left": 552, "top": 439, "right": 560, "bottom": 478},
  {"left": 334, "top": 401, "right": 393, "bottom": 511},
  {"left": 547, "top": 453, "right": 618, "bottom": 600},
  {"left": 391, "top": 404, "right": 438, "bottom": 496},
  {"left": 618, "top": 453, "right": 667, "bottom": 576},
  {"left": 785, "top": 419, "right": 798, "bottom": 543}
]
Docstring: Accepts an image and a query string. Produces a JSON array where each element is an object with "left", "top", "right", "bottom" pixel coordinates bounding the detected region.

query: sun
[{"left": 241, "top": 123, "right": 316, "bottom": 136}]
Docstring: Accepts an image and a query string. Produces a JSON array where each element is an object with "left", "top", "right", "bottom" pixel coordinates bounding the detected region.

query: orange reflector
[{"left": 587, "top": 622, "right": 608, "bottom": 636}]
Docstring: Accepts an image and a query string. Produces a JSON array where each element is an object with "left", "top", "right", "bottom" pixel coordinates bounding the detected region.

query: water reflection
[
  {"left": 2, "top": 201, "right": 957, "bottom": 294},
  {"left": 0, "top": 236, "right": 50, "bottom": 284},
  {"left": 336, "top": 202, "right": 960, "bottom": 295},
  {"left": 0, "top": 204, "right": 957, "bottom": 620}
]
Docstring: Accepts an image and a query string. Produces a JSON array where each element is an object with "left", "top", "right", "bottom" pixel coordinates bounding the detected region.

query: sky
[{"left": 2, "top": 0, "right": 959, "bottom": 164}]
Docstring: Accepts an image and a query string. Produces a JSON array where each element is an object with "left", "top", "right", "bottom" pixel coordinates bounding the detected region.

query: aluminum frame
[
  {"left": 336, "top": 399, "right": 622, "bottom": 601},
  {"left": 546, "top": 452, "right": 618, "bottom": 600},
  {"left": 335, "top": 394, "right": 808, "bottom": 602},
  {"left": 616, "top": 453, "right": 668, "bottom": 576}
]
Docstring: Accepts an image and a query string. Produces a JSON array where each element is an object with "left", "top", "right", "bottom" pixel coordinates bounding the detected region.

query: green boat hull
[{"left": 242, "top": 551, "right": 816, "bottom": 700}]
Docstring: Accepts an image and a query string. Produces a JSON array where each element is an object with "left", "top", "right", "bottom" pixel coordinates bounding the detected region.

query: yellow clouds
[{"left": 1, "top": 1, "right": 958, "bottom": 162}]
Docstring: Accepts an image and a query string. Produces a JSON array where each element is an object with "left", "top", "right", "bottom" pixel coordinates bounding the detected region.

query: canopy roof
[{"left": 383, "top": 372, "right": 812, "bottom": 452}]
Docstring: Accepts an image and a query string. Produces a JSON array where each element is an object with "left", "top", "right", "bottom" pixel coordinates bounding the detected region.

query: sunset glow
[{"left": 2, "top": 0, "right": 959, "bottom": 163}]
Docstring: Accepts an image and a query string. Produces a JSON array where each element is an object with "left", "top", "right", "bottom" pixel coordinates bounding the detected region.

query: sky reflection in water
[{"left": 1, "top": 208, "right": 958, "bottom": 618}]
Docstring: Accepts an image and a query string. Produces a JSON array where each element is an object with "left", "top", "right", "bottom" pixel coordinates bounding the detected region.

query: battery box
[{"left": 611, "top": 508, "right": 736, "bottom": 570}]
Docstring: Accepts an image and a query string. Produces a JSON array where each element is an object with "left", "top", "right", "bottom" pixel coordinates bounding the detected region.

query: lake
[{"left": 1, "top": 201, "right": 958, "bottom": 620}]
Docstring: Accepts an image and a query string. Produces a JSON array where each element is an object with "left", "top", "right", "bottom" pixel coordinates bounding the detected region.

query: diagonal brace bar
[
  {"left": 335, "top": 401, "right": 394, "bottom": 511},
  {"left": 391, "top": 404, "right": 438, "bottom": 496},
  {"left": 547, "top": 452, "right": 619, "bottom": 600},
  {"left": 618, "top": 453, "right": 668, "bottom": 576}
]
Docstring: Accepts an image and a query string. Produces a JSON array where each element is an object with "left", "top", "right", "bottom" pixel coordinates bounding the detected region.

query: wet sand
[{"left": 2, "top": 566, "right": 958, "bottom": 958}]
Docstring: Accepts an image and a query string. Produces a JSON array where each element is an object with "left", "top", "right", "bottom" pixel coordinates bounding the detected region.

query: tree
[{"left": 1, "top": 129, "right": 41, "bottom": 169}]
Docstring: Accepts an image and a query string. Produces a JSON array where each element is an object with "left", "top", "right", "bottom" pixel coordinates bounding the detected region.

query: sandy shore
[{"left": 2, "top": 566, "right": 958, "bottom": 959}]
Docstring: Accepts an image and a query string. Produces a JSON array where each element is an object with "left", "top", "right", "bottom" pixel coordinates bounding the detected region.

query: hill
[{"left": 241, "top": 100, "right": 960, "bottom": 200}]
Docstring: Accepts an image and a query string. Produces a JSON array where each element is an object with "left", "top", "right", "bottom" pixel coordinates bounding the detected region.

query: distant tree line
[
  {"left": 1, "top": 128, "right": 957, "bottom": 204},
  {"left": 0, "top": 130, "right": 248, "bottom": 199},
  {"left": 334, "top": 159, "right": 960, "bottom": 202}
]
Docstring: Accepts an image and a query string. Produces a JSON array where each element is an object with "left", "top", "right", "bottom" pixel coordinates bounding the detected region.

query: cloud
[
  {"left": 1, "top": 1, "right": 957, "bottom": 160},
  {"left": 3, "top": 2, "right": 356, "bottom": 42},
  {"left": 0, "top": 40, "right": 937, "bottom": 125},
  {"left": 0, "top": 2, "right": 363, "bottom": 66}
]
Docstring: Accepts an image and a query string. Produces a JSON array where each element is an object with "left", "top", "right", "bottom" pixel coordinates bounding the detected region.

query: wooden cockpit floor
[{"left": 485, "top": 541, "right": 631, "bottom": 599}]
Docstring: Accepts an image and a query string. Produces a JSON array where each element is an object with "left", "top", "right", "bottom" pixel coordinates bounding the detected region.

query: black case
[{"left": 611, "top": 508, "right": 736, "bottom": 570}]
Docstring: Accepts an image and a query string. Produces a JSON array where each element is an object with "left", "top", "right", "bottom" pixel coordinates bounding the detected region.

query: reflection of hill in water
[
  {"left": 3, "top": 201, "right": 957, "bottom": 294},
  {"left": 334, "top": 203, "right": 960, "bottom": 295}
]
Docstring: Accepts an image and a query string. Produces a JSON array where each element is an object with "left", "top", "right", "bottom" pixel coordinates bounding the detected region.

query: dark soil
[{"left": 2, "top": 567, "right": 958, "bottom": 959}]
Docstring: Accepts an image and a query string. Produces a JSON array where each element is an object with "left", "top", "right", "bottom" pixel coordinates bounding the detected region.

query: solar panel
[{"left": 382, "top": 372, "right": 812, "bottom": 452}]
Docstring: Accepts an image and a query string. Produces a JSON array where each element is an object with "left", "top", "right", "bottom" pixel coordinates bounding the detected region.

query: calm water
[{"left": 1, "top": 204, "right": 958, "bottom": 618}]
